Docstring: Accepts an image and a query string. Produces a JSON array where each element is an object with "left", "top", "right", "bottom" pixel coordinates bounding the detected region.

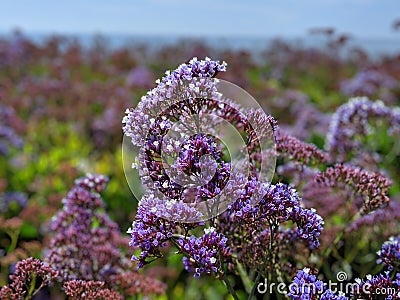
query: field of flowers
[{"left": 1, "top": 30, "right": 400, "bottom": 299}]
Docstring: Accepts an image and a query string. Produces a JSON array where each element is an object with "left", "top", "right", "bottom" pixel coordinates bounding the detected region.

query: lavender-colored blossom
[
  {"left": 123, "top": 57, "right": 276, "bottom": 225},
  {"left": 125, "top": 65, "right": 154, "bottom": 88},
  {"left": 0, "top": 103, "right": 23, "bottom": 155},
  {"left": 320, "top": 289, "right": 349, "bottom": 300},
  {"left": 327, "top": 97, "right": 400, "bottom": 164},
  {"left": 122, "top": 58, "right": 259, "bottom": 220},
  {"left": 123, "top": 57, "right": 323, "bottom": 291},
  {"left": 0, "top": 192, "right": 28, "bottom": 212},
  {"left": 348, "top": 200, "right": 400, "bottom": 233},
  {"left": 315, "top": 164, "right": 391, "bottom": 214},
  {"left": 45, "top": 174, "right": 131, "bottom": 281},
  {"left": 288, "top": 268, "right": 349, "bottom": 300},
  {"left": 377, "top": 236, "right": 400, "bottom": 271},
  {"left": 288, "top": 268, "right": 324, "bottom": 300},
  {"left": 230, "top": 182, "right": 324, "bottom": 249},
  {"left": 340, "top": 69, "right": 398, "bottom": 102},
  {"left": 352, "top": 272, "right": 399, "bottom": 300},
  {"left": 74, "top": 172, "right": 109, "bottom": 193},
  {"left": 122, "top": 57, "right": 227, "bottom": 147},
  {"left": 128, "top": 192, "right": 203, "bottom": 267},
  {"left": 46, "top": 173, "right": 166, "bottom": 297},
  {"left": 178, "top": 228, "right": 230, "bottom": 278}
]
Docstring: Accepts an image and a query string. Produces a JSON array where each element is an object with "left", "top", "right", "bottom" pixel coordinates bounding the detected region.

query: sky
[{"left": 0, "top": 0, "right": 399, "bottom": 39}]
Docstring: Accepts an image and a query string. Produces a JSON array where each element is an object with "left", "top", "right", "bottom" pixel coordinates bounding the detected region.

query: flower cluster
[
  {"left": 288, "top": 268, "right": 324, "bottom": 299},
  {"left": 0, "top": 192, "right": 28, "bottom": 213},
  {"left": 327, "top": 97, "right": 400, "bottom": 163},
  {"left": 74, "top": 173, "right": 109, "bottom": 193},
  {"left": 377, "top": 236, "right": 400, "bottom": 271},
  {"left": 124, "top": 58, "right": 324, "bottom": 285},
  {"left": 230, "top": 182, "right": 324, "bottom": 249},
  {"left": 111, "top": 271, "right": 167, "bottom": 296},
  {"left": 122, "top": 57, "right": 227, "bottom": 147},
  {"left": 315, "top": 164, "right": 391, "bottom": 214},
  {"left": 63, "top": 280, "right": 123, "bottom": 300},
  {"left": 0, "top": 257, "right": 59, "bottom": 299},
  {"left": 46, "top": 173, "right": 166, "bottom": 297},
  {"left": 125, "top": 65, "right": 154, "bottom": 88},
  {"left": 352, "top": 272, "right": 400, "bottom": 300},
  {"left": 45, "top": 173, "right": 126, "bottom": 282},
  {"left": 340, "top": 69, "right": 397, "bottom": 102},
  {"left": 123, "top": 58, "right": 263, "bottom": 216},
  {"left": 178, "top": 228, "right": 229, "bottom": 278},
  {"left": 276, "top": 130, "right": 328, "bottom": 165},
  {"left": 348, "top": 200, "right": 400, "bottom": 234},
  {"left": 0, "top": 103, "right": 23, "bottom": 155},
  {"left": 128, "top": 192, "right": 203, "bottom": 268},
  {"left": 288, "top": 268, "right": 348, "bottom": 300}
]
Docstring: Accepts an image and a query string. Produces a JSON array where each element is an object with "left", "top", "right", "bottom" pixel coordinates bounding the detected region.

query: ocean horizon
[{"left": 1, "top": 31, "right": 399, "bottom": 58}]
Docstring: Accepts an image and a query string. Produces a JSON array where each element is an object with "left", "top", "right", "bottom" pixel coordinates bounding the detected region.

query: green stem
[
  {"left": 220, "top": 252, "right": 240, "bottom": 300},
  {"left": 222, "top": 276, "right": 240, "bottom": 300},
  {"left": 6, "top": 230, "right": 20, "bottom": 255},
  {"left": 237, "top": 261, "right": 252, "bottom": 294},
  {"left": 248, "top": 272, "right": 262, "bottom": 300},
  {"left": 27, "top": 273, "right": 37, "bottom": 299}
]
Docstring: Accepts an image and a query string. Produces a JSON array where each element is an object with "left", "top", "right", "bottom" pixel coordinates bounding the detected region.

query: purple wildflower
[
  {"left": 64, "top": 280, "right": 123, "bottom": 300},
  {"left": 178, "top": 228, "right": 229, "bottom": 278},
  {"left": 125, "top": 65, "right": 154, "bottom": 88},
  {"left": 123, "top": 57, "right": 277, "bottom": 225},
  {"left": 340, "top": 69, "right": 397, "bottom": 102},
  {"left": 352, "top": 272, "right": 400, "bottom": 300},
  {"left": 0, "top": 257, "right": 59, "bottom": 299},
  {"left": 288, "top": 268, "right": 349, "bottom": 300},
  {"left": 45, "top": 173, "right": 166, "bottom": 297},
  {"left": 74, "top": 172, "right": 108, "bottom": 193},
  {"left": 288, "top": 268, "right": 324, "bottom": 300},
  {"left": 0, "top": 103, "right": 23, "bottom": 155},
  {"left": 320, "top": 289, "right": 349, "bottom": 300},
  {"left": 327, "top": 97, "right": 400, "bottom": 164},
  {"left": 377, "top": 236, "right": 400, "bottom": 271},
  {"left": 315, "top": 164, "right": 391, "bottom": 214},
  {"left": 230, "top": 182, "right": 324, "bottom": 249},
  {"left": 0, "top": 192, "right": 28, "bottom": 212},
  {"left": 348, "top": 200, "right": 400, "bottom": 233},
  {"left": 128, "top": 192, "right": 203, "bottom": 267},
  {"left": 45, "top": 174, "right": 131, "bottom": 281}
]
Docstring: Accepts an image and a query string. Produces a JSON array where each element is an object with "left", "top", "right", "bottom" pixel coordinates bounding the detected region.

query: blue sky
[{"left": 0, "top": 0, "right": 399, "bottom": 38}]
